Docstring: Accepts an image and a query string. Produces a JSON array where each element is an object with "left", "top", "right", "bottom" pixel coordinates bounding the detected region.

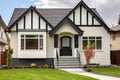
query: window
[
  {"left": 21, "top": 35, "right": 43, "bottom": 50},
  {"left": 82, "top": 37, "right": 102, "bottom": 50}
]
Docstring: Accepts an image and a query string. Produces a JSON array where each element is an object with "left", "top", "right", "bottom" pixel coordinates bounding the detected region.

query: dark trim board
[
  {"left": 12, "top": 58, "right": 54, "bottom": 67},
  {"left": 50, "top": 17, "right": 83, "bottom": 36},
  {"left": 7, "top": 6, "right": 53, "bottom": 32},
  {"left": 18, "top": 29, "right": 46, "bottom": 32},
  {"left": 31, "top": 10, "right": 33, "bottom": 29}
]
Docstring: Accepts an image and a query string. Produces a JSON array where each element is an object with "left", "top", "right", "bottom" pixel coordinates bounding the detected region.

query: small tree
[
  {"left": 84, "top": 43, "right": 95, "bottom": 70},
  {"left": 7, "top": 47, "right": 13, "bottom": 68}
]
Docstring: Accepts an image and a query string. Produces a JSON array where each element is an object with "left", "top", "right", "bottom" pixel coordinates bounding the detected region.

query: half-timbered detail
[
  {"left": 0, "top": 16, "right": 10, "bottom": 66},
  {"left": 7, "top": 0, "right": 110, "bottom": 68}
]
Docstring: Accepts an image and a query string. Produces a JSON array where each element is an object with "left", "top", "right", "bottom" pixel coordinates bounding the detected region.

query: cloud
[{"left": 33, "top": 0, "right": 120, "bottom": 27}]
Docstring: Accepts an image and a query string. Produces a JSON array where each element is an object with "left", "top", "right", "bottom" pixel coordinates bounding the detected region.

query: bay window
[
  {"left": 21, "top": 35, "right": 43, "bottom": 50},
  {"left": 82, "top": 37, "right": 102, "bottom": 50}
]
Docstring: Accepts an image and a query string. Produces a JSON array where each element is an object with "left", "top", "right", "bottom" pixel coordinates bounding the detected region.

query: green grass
[
  {"left": 0, "top": 68, "right": 97, "bottom": 80},
  {"left": 92, "top": 68, "right": 120, "bottom": 77}
]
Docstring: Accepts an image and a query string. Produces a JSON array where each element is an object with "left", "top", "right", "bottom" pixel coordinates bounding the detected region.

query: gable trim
[
  {"left": 61, "top": 1, "right": 110, "bottom": 31},
  {"left": 7, "top": 6, "right": 53, "bottom": 32},
  {"left": 50, "top": 17, "right": 83, "bottom": 36}
]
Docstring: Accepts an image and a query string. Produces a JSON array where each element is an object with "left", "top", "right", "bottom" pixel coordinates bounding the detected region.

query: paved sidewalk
[{"left": 60, "top": 68, "right": 120, "bottom": 80}]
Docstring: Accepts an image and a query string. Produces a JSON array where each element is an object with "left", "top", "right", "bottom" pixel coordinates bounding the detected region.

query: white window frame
[
  {"left": 81, "top": 36, "right": 102, "bottom": 51},
  {"left": 21, "top": 34, "right": 43, "bottom": 50}
]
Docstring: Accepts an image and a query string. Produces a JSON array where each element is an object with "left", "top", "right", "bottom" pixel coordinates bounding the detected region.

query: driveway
[{"left": 60, "top": 68, "right": 120, "bottom": 80}]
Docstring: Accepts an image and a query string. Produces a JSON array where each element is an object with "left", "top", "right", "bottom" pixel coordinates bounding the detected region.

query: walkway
[{"left": 60, "top": 68, "right": 120, "bottom": 80}]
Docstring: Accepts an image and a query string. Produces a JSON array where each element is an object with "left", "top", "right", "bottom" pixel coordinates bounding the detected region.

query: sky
[{"left": 0, "top": 0, "right": 120, "bottom": 28}]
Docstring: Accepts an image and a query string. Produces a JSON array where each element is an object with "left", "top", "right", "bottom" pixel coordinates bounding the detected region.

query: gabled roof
[
  {"left": 50, "top": 17, "right": 83, "bottom": 36},
  {"left": 7, "top": 6, "right": 54, "bottom": 31},
  {"left": 0, "top": 16, "right": 10, "bottom": 42},
  {"left": 59, "top": 0, "right": 109, "bottom": 31}
]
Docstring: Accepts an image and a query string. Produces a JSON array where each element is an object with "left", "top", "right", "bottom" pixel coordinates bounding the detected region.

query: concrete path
[{"left": 60, "top": 68, "right": 120, "bottom": 80}]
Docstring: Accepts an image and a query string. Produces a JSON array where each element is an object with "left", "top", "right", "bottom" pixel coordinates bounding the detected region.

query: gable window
[
  {"left": 21, "top": 35, "right": 43, "bottom": 50},
  {"left": 82, "top": 37, "right": 102, "bottom": 50}
]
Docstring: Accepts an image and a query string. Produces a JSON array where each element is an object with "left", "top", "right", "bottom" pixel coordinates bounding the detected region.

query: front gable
[
  {"left": 7, "top": 6, "right": 53, "bottom": 32},
  {"left": 68, "top": 1, "right": 109, "bottom": 31}
]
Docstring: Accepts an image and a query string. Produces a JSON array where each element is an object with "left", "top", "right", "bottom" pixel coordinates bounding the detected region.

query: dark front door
[{"left": 60, "top": 36, "right": 72, "bottom": 56}]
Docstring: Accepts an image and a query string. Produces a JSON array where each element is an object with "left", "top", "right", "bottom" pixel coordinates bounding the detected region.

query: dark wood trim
[
  {"left": 92, "top": 16, "right": 94, "bottom": 25},
  {"left": 74, "top": 35, "right": 78, "bottom": 48},
  {"left": 54, "top": 35, "right": 58, "bottom": 48},
  {"left": 87, "top": 11, "right": 89, "bottom": 25},
  {"left": 46, "top": 23, "right": 48, "bottom": 31},
  {"left": 50, "top": 17, "right": 83, "bottom": 36},
  {"left": 39, "top": 16, "right": 41, "bottom": 29},
  {"left": 24, "top": 16, "right": 26, "bottom": 29},
  {"left": 80, "top": 5, "right": 82, "bottom": 25},
  {"left": 8, "top": 6, "right": 53, "bottom": 31},
  {"left": 73, "top": 11, "right": 75, "bottom": 23},
  {"left": 18, "top": 29, "right": 46, "bottom": 32},
  {"left": 31, "top": 10, "right": 33, "bottom": 29},
  {"left": 77, "top": 25, "right": 102, "bottom": 26},
  {"left": 16, "top": 23, "right": 18, "bottom": 31}
]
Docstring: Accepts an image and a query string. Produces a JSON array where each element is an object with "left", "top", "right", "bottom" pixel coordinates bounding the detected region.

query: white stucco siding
[
  {"left": 18, "top": 32, "right": 47, "bottom": 58},
  {"left": 11, "top": 25, "right": 16, "bottom": 31},
  {"left": 79, "top": 27, "right": 110, "bottom": 65},
  {"left": 94, "top": 18, "right": 100, "bottom": 25},
  {"left": 110, "top": 33, "right": 120, "bottom": 51},
  {"left": 18, "top": 18, "right": 24, "bottom": 29},
  {"left": 10, "top": 32, "right": 18, "bottom": 58},
  {"left": 26, "top": 11, "right": 31, "bottom": 29},
  {"left": 56, "top": 22, "right": 78, "bottom": 34},
  {"left": 46, "top": 33, "right": 54, "bottom": 58},
  {"left": 75, "top": 7, "right": 80, "bottom": 25},
  {"left": 40, "top": 18, "right": 46, "bottom": 29},
  {"left": 33, "top": 12, "right": 39, "bottom": 29},
  {"left": 69, "top": 13, "right": 73, "bottom": 22},
  {"left": 81, "top": 7, "right": 87, "bottom": 25},
  {"left": 88, "top": 13, "right": 92, "bottom": 25}
]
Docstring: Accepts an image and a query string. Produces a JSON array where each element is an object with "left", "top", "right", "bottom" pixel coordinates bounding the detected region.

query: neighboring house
[
  {"left": 6, "top": 1, "right": 110, "bottom": 67},
  {"left": 0, "top": 16, "right": 9, "bottom": 66},
  {"left": 110, "top": 15, "right": 120, "bottom": 51}
]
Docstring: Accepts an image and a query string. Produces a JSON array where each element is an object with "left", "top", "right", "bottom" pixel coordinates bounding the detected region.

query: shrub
[{"left": 31, "top": 63, "right": 36, "bottom": 67}]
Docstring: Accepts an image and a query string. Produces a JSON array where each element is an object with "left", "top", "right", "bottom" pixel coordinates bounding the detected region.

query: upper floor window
[
  {"left": 21, "top": 35, "right": 43, "bottom": 50},
  {"left": 82, "top": 37, "right": 102, "bottom": 50}
]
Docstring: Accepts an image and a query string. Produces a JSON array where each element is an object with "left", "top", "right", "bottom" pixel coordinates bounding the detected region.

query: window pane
[
  {"left": 96, "top": 40, "right": 102, "bottom": 50},
  {"left": 89, "top": 37, "right": 95, "bottom": 39},
  {"left": 26, "top": 39, "right": 38, "bottom": 49},
  {"left": 40, "top": 35, "right": 43, "bottom": 50},
  {"left": 40, "top": 39, "right": 43, "bottom": 50},
  {"left": 96, "top": 37, "right": 101, "bottom": 39},
  {"left": 89, "top": 40, "right": 95, "bottom": 44},
  {"left": 62, "top": 38, "right": 70, "bottom": 47},
  {"left": 83, "top": 37, "right": 88, "bottom": 39},
  {"left": 83, "top": 40, "right": 88, "bottom": 49},
  {"left": 26, "top": 35, "right": 38, "bottom": 39},
  {"left": 21, "top": 39, "right": 24, "bottom": 50}
]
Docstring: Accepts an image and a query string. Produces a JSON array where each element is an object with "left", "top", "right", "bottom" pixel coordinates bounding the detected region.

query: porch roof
[{"left": 49, "top": 17, "right": 84, "bottom": 36}]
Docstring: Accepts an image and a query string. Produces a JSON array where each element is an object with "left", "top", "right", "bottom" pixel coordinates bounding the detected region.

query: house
[
  {"left": 0, "top": 16, "right": 10, "bottom": 66},
  {"left": 6, "top": 0, "right": 110, "bottom": 67},
  {"left": 110, "top": 17, "right": 120, "bottom": 65},
  {"left": 110, "top": 15, "right": 120, "bottom": 51}
]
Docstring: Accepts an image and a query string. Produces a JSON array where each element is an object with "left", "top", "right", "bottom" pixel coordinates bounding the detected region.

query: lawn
[
  {"left": 92, "top": 68, "right": 120, "bottom": 77},
  {"left": 0, "top": 68, "right": 97, "bottom": 80}
]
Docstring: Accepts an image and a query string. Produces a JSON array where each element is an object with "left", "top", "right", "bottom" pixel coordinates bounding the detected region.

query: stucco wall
[
  {"left": 110, "top": 33, "right": 120, "bottom": 51},
  {"left": 79, "top": 27, "right": 110, "bottom": 65}
]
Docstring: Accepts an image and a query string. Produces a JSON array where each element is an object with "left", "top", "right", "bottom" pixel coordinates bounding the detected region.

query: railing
[
  {"left": 77, "top": 49, "right": 81, "bottom": 65},
  {"left": 56, "top": 49, "right": 59, "bottom": 66}
]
